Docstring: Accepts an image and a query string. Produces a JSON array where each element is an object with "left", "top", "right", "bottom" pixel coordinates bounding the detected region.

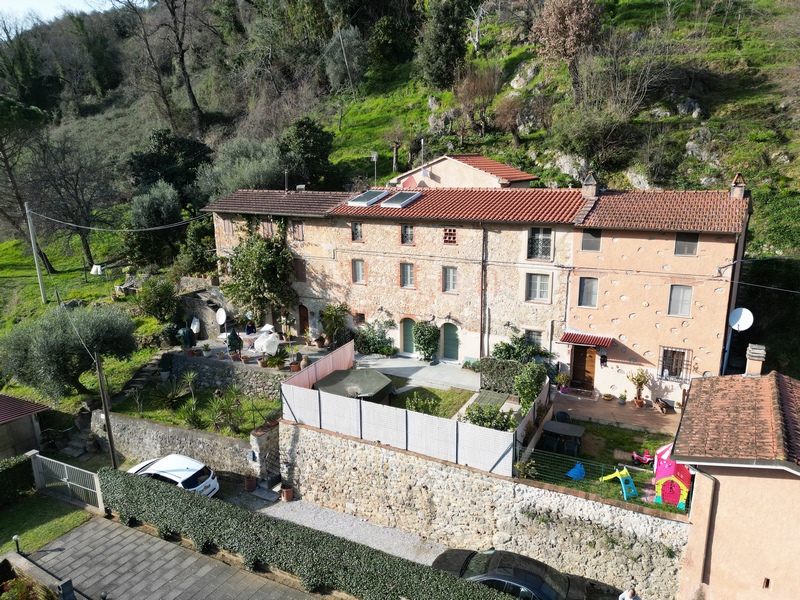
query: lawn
[{"left": 0, "top": 494, "right": 93, "bottom": 555}]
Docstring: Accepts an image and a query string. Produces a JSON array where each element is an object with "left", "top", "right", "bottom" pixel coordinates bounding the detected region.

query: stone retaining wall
[
  {"left": 280, "top": 423, "right": 687, "bottom": 600},
  {"left": 91, "top": 411, "right": 279, "bottom": 479},
  {"left": 170, "top": 352, "right": 286, "bottom": 400}
]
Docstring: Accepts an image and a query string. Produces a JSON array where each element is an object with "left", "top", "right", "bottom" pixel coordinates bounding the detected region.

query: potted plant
[
  {"left": 277, "top": 313, "right": 296, "bottom": 341},
  {"left": 242, "top": 354, "right": 251, "bottom": 364},
  {"left": 231, "top": 351, "right": 242, "bottom": 361},
  {"left": 280, "top": 480, "right": 294, "bottom": 501},
  {"left": 778, "top": 353, "right": 790, "bottom": 368},
  {"left": 320, "top": 303, "right": 349, "bottom": 347},
  {"left": 619, "top": 390, "right": 628, "bottom": 405},
  {"left": 266, "top": 347, "right": 289, "bottom": 368},
  {"left": 201, "top": 343, "right": 212, "bottom": 358},
  {"left": 216, "top": 350, "right": 226, "bottom": 359},
  {"left": 257, "top": 352, "right": 268, "bottom": 368},
  {"left": 244, "top": 474, "right": 258, "bottom": 492},
  {"left": 626, "top": 368, "right": 651, "bottom": 407},
  {"left": 85, "top": 432, "right": 99, "bottom": 453},
  {"left": 555, "top": 372, "right": 570, "bottom": 391},
  {"left": 159, "top": 353, "right": 172, "bottom": 381}
]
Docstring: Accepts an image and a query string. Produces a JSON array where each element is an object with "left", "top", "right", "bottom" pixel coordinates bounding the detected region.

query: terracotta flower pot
[
  {"left": 289, "top": 362, "right": 301, "bottom": 372},
  {"left": 244, "top": 476, "right": 258, "bottom": 492},
  {"left": 280, "top": 484, "right": 294, "bottom": 502}
]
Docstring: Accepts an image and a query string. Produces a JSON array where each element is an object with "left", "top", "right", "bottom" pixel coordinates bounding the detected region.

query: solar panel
[
  {"left": 347, "top": 190, "right": 389, "bottom": 206},
  {"left": 381, "top": 191, "right": 421, "bottom": 208}
]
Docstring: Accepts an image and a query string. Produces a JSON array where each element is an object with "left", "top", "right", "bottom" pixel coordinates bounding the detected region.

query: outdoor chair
[
  {"left": 562, "top": 440, "right": 580, "bottom": 457},
  {"left": 554, "top": 411, "right": 571, "bottom": 423},
  {"left": 542, "top": 435, "right": 559, "bottom": 453}
]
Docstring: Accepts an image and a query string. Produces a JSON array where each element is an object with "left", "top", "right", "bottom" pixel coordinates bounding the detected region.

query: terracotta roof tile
[
  {"left": 445, "top": 154, "right": 538, "bottom": 182},
  {"left": 673, "top": 372, "right": 800, "bottom": 467},
  {"left": 330, "top": 187, "right": 585, "bottom": 224},
  {"left": 559, "top": 332, "right": 613, "bottom": 347},
  {"left": 202, "top": 190, "right": 352, "bottom": 217},
  {"left": 0, "top": 394, "right": 50, "bottom": 426},
  {"left": 576, "top": 190, "right": 750, "bottom": 233}
]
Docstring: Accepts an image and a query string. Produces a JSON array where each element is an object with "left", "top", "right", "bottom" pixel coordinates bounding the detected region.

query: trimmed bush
[
  {"left": 0, "top": 455, "right": 35, "bottom": 508},
  {"left": 98, "top": 468, "right": 504, "bottom": 600},
  {"left": 477, "top": 357, "right": 524, "bottom": 394}
]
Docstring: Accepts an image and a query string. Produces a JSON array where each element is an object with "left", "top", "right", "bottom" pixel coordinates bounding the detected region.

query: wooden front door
[
  {"left": 298, "top": 305, "right": 309, "bottom": 339},
  {"left": 571, "top": 346, "right": 596, "bottom": 389}
]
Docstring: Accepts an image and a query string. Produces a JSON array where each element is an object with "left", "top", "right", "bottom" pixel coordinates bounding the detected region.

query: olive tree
[{"left": 0, "top": 306, "right": 137, "bottom": 398}]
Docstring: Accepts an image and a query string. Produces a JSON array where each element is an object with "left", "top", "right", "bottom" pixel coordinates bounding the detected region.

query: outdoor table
[{"left": 542, "top": 420, "right": 585, "bottom": 440}]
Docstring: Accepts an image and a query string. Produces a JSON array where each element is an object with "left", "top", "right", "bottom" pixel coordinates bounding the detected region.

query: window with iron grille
[
  {"left": 525, "top": 273, "right": 549, "bottom": 302},
  {"left": 293, "top": 258, "right": 306, "bottom": 282},
  {"left": 582, "top": 229, "right": 602, "bottom": 251},
  {"left": 443, "top": 266, "right": 457, "bottom": 292},
  {"left": 668, "top": 285, "right": 692, "bottom": 316},
  {"left": 355, "top": 312, "right": 366, "bottom": 325},
  {"left": 443, "top": 227, "right": 457, "bottom": 244},
  {"left": 524, "top": 330, "right": 543, "bottom": 348},
  {"left": 659, "top": 347, "right": 692, "bottom": 383},
  {"left": 351, "top": 222, "right": 363, "bottom": 242},
  {"left": 400, "top": 263, "right": 414, "bottom": 288},
  {"left": 352, "top": 259, "right": 365, "bottom": 284},
  {"left": 401, "top": 224, "right": 414, "bottom": 245},
  {"left": 527, "top": 227, "right": 552, "bottom": 259},
  {"left": 291, "top": 220, "right": 304, "bottom": 241},
  {"left": 675, "top": 232, "right": 699, "bottom": 256},
  {"left": 578, "top": 277, "right": 598, "bottom": 307}
]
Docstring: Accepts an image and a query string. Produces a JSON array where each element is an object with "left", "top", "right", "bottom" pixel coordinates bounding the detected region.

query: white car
[{"left": 127, "top": 454, "right": 219, "bottom": 497}]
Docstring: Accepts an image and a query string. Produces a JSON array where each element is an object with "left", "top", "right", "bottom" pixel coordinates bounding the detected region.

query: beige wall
[
  {"left": 679, "top": 466, "right": 800, "bottom": 600},
  {"left": 397, "top": 159, "right": 529, "bottom": 188},
  {"left": 566, "top": 229, "right": 739, "bottom": 401}
]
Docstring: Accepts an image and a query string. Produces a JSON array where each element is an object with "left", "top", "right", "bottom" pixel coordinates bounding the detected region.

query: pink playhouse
[{"left": 654, "top": 442, "right": 693, "bottom": 510}]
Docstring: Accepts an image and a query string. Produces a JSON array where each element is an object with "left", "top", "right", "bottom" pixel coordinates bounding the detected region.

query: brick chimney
[
  {"left": 730, "top": 172, "right": 746, "bottom": 199},
  {"left": 745, "top": 343, "right": 766, "bottom": 377},
  {"left": 582, "top": 172, "right": 599, "bottom": 199}
]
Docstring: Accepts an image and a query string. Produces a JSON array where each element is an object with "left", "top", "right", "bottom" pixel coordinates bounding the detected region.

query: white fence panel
[
  {"left": 407, "top": 411, "right": 457, "bottom": 463},
  {"left": 320, "top": 392, "right": 361, "bottom": 438},
  {"left": 282, "top": 385, "right": 320, "bottom": 427},
  {"left": 362, "top": 402, "right": 407, "bottom": 449},
  {"left": 458, "top": 421, "right": 514, "bottom": 476}
]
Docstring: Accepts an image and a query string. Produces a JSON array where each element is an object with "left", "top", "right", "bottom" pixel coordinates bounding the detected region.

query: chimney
[
  {"left": 730, "top": 172, "right": 746, "bottom": 199},
  {"left": 582, "top": 172, "right": 599, "bottom": 199},
  {"left": 745, "top": 343, "right": 766, "bottom": 376}
]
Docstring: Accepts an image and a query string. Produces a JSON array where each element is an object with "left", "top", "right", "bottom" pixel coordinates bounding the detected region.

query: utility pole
[
  {"left": 95, "top": 352, "right": 118, "bottom": 469},
  {"left": 371, "top": 151, "right": 378, "bottom": 186},
  {"left": 24, "top": 202, "right": 46, "bottom": 304}
]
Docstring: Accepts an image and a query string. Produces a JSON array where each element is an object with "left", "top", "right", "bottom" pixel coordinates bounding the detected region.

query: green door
[
  {"left": 443, "top": 323, "right": 458, "bottom": 360},
  {"left": 402, "top": 319, "right": 415, "bottom": 353}
]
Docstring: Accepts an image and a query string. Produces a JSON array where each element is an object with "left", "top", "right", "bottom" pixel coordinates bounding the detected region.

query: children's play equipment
[
  {"left": 599, "top": 467, "right": 638, "bottom": 500},
  {"left": 631, "top": 449, "right": 654, "bottom": 467},
  {"left": 654, "top": 442, "right": 692, "bottom": 510}
]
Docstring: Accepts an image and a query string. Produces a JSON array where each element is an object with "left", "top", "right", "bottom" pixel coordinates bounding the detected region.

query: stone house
[
  {"left": 0, "top": 394, "right": 49, "bottom": 459},
  {"left": 672, "top": 346, "right": 800, "bottom": 599},
  {"left": 388, "top": 153, "right": 538, "bottom": 188},
  {"left": 562, "top": 173, "right": 751, "bottom": 403}
]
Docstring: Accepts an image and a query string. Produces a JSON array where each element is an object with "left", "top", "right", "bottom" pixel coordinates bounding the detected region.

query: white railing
[{"left": 28, "top": 450, "right": 104, "bottom": 513}]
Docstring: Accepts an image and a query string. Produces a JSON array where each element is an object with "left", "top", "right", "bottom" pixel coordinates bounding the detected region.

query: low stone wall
[
  {"left": 280, "top": 423, "right": 687, "bottom": 600},
  {"left": 170, "top": 352, "right": 286, "bottom": 400},
  {"left": 91, "top": 411, "right": 280, "bottom": 479}
]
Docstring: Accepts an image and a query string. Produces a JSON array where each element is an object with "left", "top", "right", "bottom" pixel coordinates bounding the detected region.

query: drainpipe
[{"left": 479, "top": 222, "right": 488, "bottom": 358}]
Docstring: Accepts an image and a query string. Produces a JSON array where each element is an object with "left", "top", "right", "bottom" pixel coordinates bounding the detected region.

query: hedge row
[
  {"left": 0, "top": 455, "right": 35, "bottom": 508},
  {"left": 478, "top": 357, "right": 524, "bottom": 394},
  {"left": 98, "top": 468, "right": 504, "bottom": 600}
]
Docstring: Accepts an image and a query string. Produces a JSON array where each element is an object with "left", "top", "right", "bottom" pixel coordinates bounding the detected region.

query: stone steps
[{"left": 250, "top": 487, "right": 280, "bottom": 502}]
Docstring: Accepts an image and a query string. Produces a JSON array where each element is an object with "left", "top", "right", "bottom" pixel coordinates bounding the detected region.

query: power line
[{"left": 29, "top": 210, "right": 210, "bottom": 233}]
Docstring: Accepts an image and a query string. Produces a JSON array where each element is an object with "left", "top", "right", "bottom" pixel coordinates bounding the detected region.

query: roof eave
[
  {"left": 204, "top": 208, "right": 330, "bottom": 218},
  {"left": 671, "top": 454, "right": 800, "bottom": 476}
]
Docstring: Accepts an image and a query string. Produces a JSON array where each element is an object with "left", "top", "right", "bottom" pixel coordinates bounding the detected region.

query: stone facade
[
  {"left": 280, "top": 423, "right": 687, "bottom": 600},
  {"left": 170, "top": 352, "right": 286, "bottom": 399},
  {"left": 91, "top": 410, "right": 280, "bottom": 479}
]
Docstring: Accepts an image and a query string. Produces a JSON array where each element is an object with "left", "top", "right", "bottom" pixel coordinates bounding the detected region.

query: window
[
  {"left": 291, "top": 220, "right": 304, "bottom": 241},
  {"left": 222, "top": 219, "right": 234, "bottom": 235},
  {"left": 443, "top": 227, "right": 457, "bottom": 245},
  {"left": 525, "top": 273, "right": 549, "bottom": 302},
  {"left": 675, "top": 232, "right": 699, "bottom": 256},
  {"left": 524, "top": 330, "right": 543, "bottom": 348},
  {"left": 581, "top": 229, "right": 602, "bottom": 251},
  {"left": 527, "top": 227, "right": 552, "bottom": 260},
  {"left": 668, "top": 285, "right": 692, "bottom": 316},
  {"left": 355, "top": 312, "right": 366, "bottom": 325},
  {"left": 578, "top": 277, "right": 598, "bottom": 307},
  {"left": 259, "top": 221, "right": 273, "bottom": 237},
  {"left": 352, "top": 259, "right": 365, "bottom": 284},
  {"left": 443, "top": 267, "right": 457, "bottom": 292},
  {"left": 659, "top": 347, "right": 691, "bottom": 383},
  {"left": 400, "top": 263, "right": 414, "bottom": 288},
  {"left": 401, "top": 224, "right": 414, "bottom": 245},
  {"left": 351, "top": 222, "right": 363, "bottom": 242},
  {"left": 293, "top": 258, "right": 306, "bottom": 282}
]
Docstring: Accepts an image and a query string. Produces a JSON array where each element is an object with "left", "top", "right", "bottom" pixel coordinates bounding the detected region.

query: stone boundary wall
[
  {"left": 91, "top": 411, "right": 280, "bottom": 479},
  {"left": 170, "top": 353, "right": 286, "bottom": 400},
  {"left": 280, "top": 423, "right": 688, "bottom": 600}
]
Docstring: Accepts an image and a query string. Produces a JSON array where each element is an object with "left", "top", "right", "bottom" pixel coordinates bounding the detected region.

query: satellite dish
[
  {"left": 728, "top": 307, "right": 753, "bottom": 332},
  {"left": 215, "top": 308, "right": 227, "bottom": 326}
]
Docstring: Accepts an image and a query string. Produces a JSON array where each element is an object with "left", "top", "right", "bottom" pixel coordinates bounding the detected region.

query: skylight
[
  {"left": 381, "top": 191, "right": 421, "bottom": 208},
  {"left": 347, "top": 190, "right": 389, "bottom": 207}
]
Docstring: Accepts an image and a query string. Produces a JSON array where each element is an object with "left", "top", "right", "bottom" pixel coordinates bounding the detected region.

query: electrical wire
[{"left": 29, "top": 210, "right": 210, "bottom": 233}]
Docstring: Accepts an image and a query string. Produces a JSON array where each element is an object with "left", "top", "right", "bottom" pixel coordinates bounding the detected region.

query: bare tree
[
  {"left": 383, "top": 121, "right": 404, "bottom": 172},
  {"left": 467, "top": 2, "right": 493, "bottom": 52},
  {"left": 494, "top": 95, "right": 525, "bottom": 147},
  {"left": 531, "top": 0, "right": 602, "bottom": 102},
  {"left": 456, "top": 63, "right": 501, "bottom": 136}
]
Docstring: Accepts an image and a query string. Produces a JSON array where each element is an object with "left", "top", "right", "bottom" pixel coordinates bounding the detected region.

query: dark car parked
[{"left": 432, "top": 549, "right": 586, "bottom": 600}]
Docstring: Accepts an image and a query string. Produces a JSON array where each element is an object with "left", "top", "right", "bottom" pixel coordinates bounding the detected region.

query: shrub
[
  {"left": 98, "top": 468, "right": 504, "bottom": 599},
  {"left": 0, "top": 455, "right": 34, "bottom": 508},
  {"left": 405, "top": 392, "right": 441, "bottom": 416},
  {"left": 136, "top": 278, "right": 180, "bottom": 322},
  {"left": 476, "top": 357, "right": 524, "bottom": 394},
  {"left": 514, "top": 362, "right": 548, "bottom": 415},
  {"left": 461, "top": 403, "right": 517, "bottom": 431},
  {"left": 491, "top": 334, "right": 553, "bottom": 363},
  {"left": 266, "top": 347, "right": 288, "bottom": 368},
  {"left": 161, "top": 323, "right": 179, "bottom": 346},
  {"left": 412, "top": 321, "right": 440, "bottom": 360},
  {"left": 354, "top": 319, "right": 397, "bottom": 356}
]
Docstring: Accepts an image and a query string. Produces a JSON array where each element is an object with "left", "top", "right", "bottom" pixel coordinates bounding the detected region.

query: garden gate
[{"left": 28, "top": 450, "right": 105, "bottom": 513}]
